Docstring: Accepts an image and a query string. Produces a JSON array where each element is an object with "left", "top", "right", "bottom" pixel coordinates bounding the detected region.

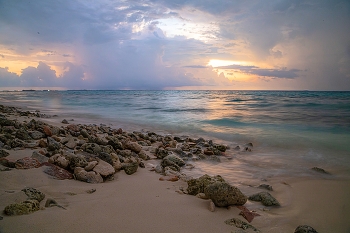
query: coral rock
[
  {"left": 15, "top": 157, "right": 41, "bottom": 169},
  {"left": 42, "top": 162, "right": 73, "bottom": 180},
  {"left": 22, "top": 187, "right": 45, "bottom": 202},
  {"left": 93, "top": 159, "right": 115, "bottom": 177},
  {"left": 74, "top": 167, "right": 103, "bottom": 183},
  {"left": 187, "top": 174, "right": 225, "bottom": 195},
  {"left": 4, "top": 199, "right": 40, "bottom": 216},
  {"left": 248, "top": 192, "right": 280, "bottom": 206},
  {"left": 123, "top": 162, "right": 138, "bottom": 175},
  {"left": 294, "top": 225, "right": 319, "bottom": 233},
  {"left": 204, "top": 182, "right": 247, "bottom": 207}
]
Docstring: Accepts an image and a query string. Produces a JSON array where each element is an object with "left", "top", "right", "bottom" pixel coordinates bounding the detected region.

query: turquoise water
[{"left": 1, "top": 90, "right": 350, "bottom": 181}]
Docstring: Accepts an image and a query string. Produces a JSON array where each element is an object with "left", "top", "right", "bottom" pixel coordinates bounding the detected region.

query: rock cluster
[
  {"left": 4, "top": 187, "right": 45, "bottom": 216},
  {"left": 187, "top": 174, "right": 247, "bottom": 207},
  {"left": 0, "top": 104, "right": 233, "bottom": 185}
]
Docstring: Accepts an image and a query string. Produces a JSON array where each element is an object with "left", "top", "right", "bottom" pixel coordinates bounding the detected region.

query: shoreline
[{"left": 1, "top": 104, "right": 350, "bottom": 232}]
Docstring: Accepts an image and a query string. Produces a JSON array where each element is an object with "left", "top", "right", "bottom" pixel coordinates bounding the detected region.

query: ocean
[{"left": 1, "top": 90, "right": 350, "bottom": 183}]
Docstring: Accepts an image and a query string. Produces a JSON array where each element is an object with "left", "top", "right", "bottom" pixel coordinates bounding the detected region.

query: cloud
[
  {"left": 0, "top": 0, "right": 349, "bottom": 90},
  {"left": 217, "top": 64, "right": 301, "bottom": 79}
]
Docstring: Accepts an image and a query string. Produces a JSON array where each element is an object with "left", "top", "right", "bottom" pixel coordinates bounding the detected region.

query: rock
[
  {"left": 98, "top": 152, "right": 114, "bottom": 165},
  {"left": 48, "top": 154, "right": 70, "bottom": 169},
  {"left": 311, "top": 167, "right": 330, "bottom": 174},
  {"left": 29, "top": 130, "right": 45, "bottom": 140},
  {"left": 22, "top": 187, "right": 45, "bottom": 202},
  {"left": 294, "top": 225, "right": 319, "bottom": 233},
  {"left": 224, "top": 218, "right": 260, "bottom": 232},
  {"left": 138, "top": 150, "right": 150, "bottom": 160},
  {"left": 15, "top": 157, "right": 41, "bottom": 169},
  {"left": 74, "top": 167, "right": 103, "bottom": 183},
  {"left": 24, "top": 141, "right": 39, "bottom": 148},
  {"left": 9, "top": 138, "right": 25, "bottom": 148},
  {"left": 85, "top": 161, "right": 98, "bottom": 171},
  {"left": 163, "top": 154, "right": 185, "bottom": 166},
  {"left": 4, "top": 199, "right": 40, "bottom": 216},
  {"left": 93, "top": 159, "right": 115, "bottom": 177},
  {"left": 110, "top": 153, "right": 122, "bottom": 171},
  {"left": 161, "top": 158, "right": 180, "bottom": 171},
  {"left": 86, "top": 189, "right": 96, "bottom": 194},
  {"left": 0, "top": 158, "right": 16, "bottom": 168},
  {"left": 248, "top": 192, "right": 280, "bottom": 206},
  {"left": 237, "top": 206, "right": 261, "bottom": 223},
  {"left": 80, "top": 129, "right": 90, "bottom": 138},
  {"left": 155, "top": 164, "right": 163, "bottom": 173},
  {"left": 42, "top": 162, "right": 74, "bottom": 180},
  {"left": 61, "top": 136, "right": 78, "bottom": 149},
  {"left": 123, "top": 162, "right": 138, "bottom": 175},
  {"left": 15, "top": 128, "right": 33, "bottom": 140},
  {"left": 159, "top": 176, "right": 179, "bottom": 182},
  {"left": 208, "top": 200, "right": 216, "bottom": 212},
  {"left": 43, "top": 125, "right": 52, "bottom": 136},
  {"left": 258, "top": 184, "right": 273, "bottom": 191},
  {"left": 47, "top": 137, "right": 60, "bottom": 151},
  {"left": 107, "top": 138, "right": 124, "bottom": 150},
  {"left": 186, "top": 174, "right": 226, "bottom": 195},
  {"left": 155, "top": 147, "right": 169, "bottom": 159},
  {"left": 67, "top": 154, "right": 88, "bottom": 170},
  {"left": 204, "top": 182, "right": 247, "bottom": 207},
  {"left": 38, "top": 139, "right": 47, "bottom": 148},
  {"left": 124, "top": 141, "right": 142, "bottom": 153},
  {"left": 31, "top": 151, "right": 48, "bottom": 163},
  {"left": 2, "top": 125, "right": 16, "bottom": 133},
  {"left": 0, "top": 149, "right": 9, "bottom": 158},
  {"left": 196, "top": 193, "right": 209, "bottom": 199},
  {"left": 66, "top": 124, "right": 80, "bottom": 132},
  {"left": 81, "top": 143, "right": 101, "bottom": 155},
  {"left": 61, "top": 119, "right": 69, "bottom": 124}
]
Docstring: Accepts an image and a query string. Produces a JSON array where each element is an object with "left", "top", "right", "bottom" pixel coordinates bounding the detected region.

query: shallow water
[{"left": 1, "top": 90, "right": 350, "bottom": 183}]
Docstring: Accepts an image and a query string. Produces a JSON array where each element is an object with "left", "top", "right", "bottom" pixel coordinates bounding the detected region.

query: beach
[{"left": 0, "top": 99, "right": 350, "bottom": 233}]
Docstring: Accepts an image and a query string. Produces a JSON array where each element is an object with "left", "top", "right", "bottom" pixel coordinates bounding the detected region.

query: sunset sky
[{"left": 0, "top": 0, "right": 349, "bottom": 90}]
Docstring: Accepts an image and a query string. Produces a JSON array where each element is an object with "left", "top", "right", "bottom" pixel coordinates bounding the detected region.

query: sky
[{"left": 0, "top": 0, "right": 349, "bottom": 90}]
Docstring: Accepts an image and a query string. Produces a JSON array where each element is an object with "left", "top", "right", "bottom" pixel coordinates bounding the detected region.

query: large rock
[
  {"left": 204, "top": 182, "right": 247, "bottom": 207},
  {"left": 93, "top": 159, "right": 115, "bottom": 177},
  {"left": 22, "top": 187, "right": 45, "bottom": 202},
  {"left": 123, "top": 162, "right": 138, "bottom": 175},
  {"left": 15, "top": 128, "right": 32, "bottom": 140},
  {"left": 31, "top": 151, "right": 48, "bottom": 163},
  {"left": 0, "top": 149, "right": 9, "bottom": 158},
  {"left": 66, "top": 153, "right": 88, "bottom": 170},
  {"left": 187, "top": 174, "right": 226, "bottom": 195},
  {"left": 29, "top": 130, "right": 45, "bottom": 140},
  {"left": 81, "top": 143, "right": 101, "bottom": 155},
  {"left": 111, "top": 153, "right": 122, "bottom": 171},
  {"left": 163, "top": 154, "right": 185, "bottom": 166},
  {"left": 74, "top": 167, "right": 103, "bottom": 183},
  {"left": 48, "top": 154, "right": 70, "bottom": 169},
  {"left": 47, "top": 137, "right": 60, "bottom": 151},
  {"left": 15, "top": 157, "right": 41, "bottom": 169},
  {"left": 294, "top": 225, "right": 319, "bottom": 233},
  {"left": 155, "top": 147, "right": 169, "bottom": 159},
  {"left": 42, "top": 162, "right": 73, "bottom": 180},
  {"left": 124, "top": 141, "right": 142, "bottom": 153},
  {"left": 61, "top": 136, "right": 78, "bottom": 149},
  {"left": 4, "top": 199, "right": 40, "bottom": 216},
  {"left": 248, "top": 191, "right": 280, "bottom": 206}
]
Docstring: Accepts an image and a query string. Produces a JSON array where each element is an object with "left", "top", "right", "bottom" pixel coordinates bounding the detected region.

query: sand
[{"left": 1, "top": 111, "right": 350, "bottom": 233}]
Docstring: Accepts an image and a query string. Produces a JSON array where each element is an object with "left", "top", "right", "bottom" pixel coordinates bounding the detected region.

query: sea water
[{"left": 1, "top": 90, "right": 350, "bottom": 183}]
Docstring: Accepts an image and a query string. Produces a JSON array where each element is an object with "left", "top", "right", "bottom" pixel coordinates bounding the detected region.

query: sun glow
[{"left": 208, "top": 59, "right": 248, "bottom": 68}]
